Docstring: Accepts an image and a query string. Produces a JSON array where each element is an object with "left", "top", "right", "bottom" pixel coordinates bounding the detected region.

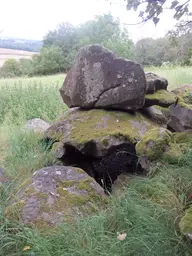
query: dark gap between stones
[{"left": 60, "top": 143, "right": 145, "bottom": 194}]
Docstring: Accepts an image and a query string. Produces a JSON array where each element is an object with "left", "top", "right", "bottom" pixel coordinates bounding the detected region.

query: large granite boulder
[
  {"left": 5, "top": 166, "right": 106, "bottom": 229},
  {"left": 46, "top": 108, "right": 158, "bottom": 158},
  {"left": 45, "top": 108, "right": 158, "bottom": 191},
  {"left": 60, "top": 45, "right": 146, "bottom": 110},
  {"left": 145, "top": 72, "right": 168, "bottom": 94}
]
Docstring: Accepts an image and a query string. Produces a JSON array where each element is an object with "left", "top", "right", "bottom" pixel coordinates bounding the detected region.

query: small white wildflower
[{"left": 117, "top": 232, "right": 127, "bottom": 241}]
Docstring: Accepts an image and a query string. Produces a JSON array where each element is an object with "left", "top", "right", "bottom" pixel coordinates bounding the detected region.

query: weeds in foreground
[{"left": 0, "top": 81, "right": 66, "bottom": 124}]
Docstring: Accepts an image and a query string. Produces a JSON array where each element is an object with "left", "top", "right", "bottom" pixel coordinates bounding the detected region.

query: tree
[
  {"left": 43, "top": 13, "right": 134, "bottom": 66},
  {"left": 32, "top": 46, "right": 66, "bottom": 75},
  {"left": 78, "top": 13, "right": 134, "bottom": 58},
  {"left": 134, "top": 37, "right": 176, "bottom": 66},
  {"left": 167, "top": 20, "right": 192, "bottom": 64},
  {"left": 112, "top": 0, "right": 192, "bottom": 25},
  {"left": 44, "top": 22, "right": 79, "bottom": 68},
  {"left": 0, "top": 59, "right": 21, "bottom": 77},
  {"left": 19, "top": 59, "right": 33, "bottom": 76}
]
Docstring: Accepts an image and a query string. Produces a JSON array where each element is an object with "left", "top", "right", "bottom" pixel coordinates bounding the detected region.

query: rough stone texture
[
  {"left": 136, "top": 128, "right": 172, "bottom": 170},
  {"left": 25, "top": 118, "right": 50, "bottom": 133},
  {"left": 45, "top": 108, "right": 158, "bottom": 159},
  {"left": 60, "top": 44, "right": 146, "bottom": 110},
  {"left": 172, "top": 84, "right": 192, "bottom": 104},
  {"left": 179, "top": 208, "right": 192, "bottom": 240},
  {"left": 145, "top": 72, "right": 168, "bottom": 94},
  {"left": 145, "top": 90, "right": 177, "bottom": 107},
  {"left": 142, "top": 106, "right": 168, "bottom": 125},
  {"left": 168, "top": 99, "right": 192, "bottom": 132},
  {"left": 136, "top": 128, "right": 192, "bottom": 168},
  {"left": 6, "top": 166, "right": 106, "bottom": 229},
  {"left": 45, "top": 108, "right": 158, "bottom": 191}
]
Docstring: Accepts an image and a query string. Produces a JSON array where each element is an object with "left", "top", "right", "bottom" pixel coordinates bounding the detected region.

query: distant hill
[
  {"left": 0, "top": 38, "right": 42, "bottom": 52},
  {"left": 0, "top": 48, "right": 38, "bottom": 67}
]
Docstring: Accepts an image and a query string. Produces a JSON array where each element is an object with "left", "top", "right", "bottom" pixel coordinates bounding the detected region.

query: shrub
[{"left": 0, "top": 59, "right": 21, "bottom": 77}]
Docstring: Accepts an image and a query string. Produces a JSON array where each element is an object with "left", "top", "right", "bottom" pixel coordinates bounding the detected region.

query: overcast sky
[{"left": 0, "top": 0, "right": 185, "bottom": 42}]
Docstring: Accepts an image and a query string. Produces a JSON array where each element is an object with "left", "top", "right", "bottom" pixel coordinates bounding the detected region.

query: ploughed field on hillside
[{"left": 0, "top": 48, "right": 38, "bottom": 67}]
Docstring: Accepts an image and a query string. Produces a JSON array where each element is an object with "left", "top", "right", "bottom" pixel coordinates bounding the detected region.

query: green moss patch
[
  {"left": 136, "top": 128, "right": 172, "bottom": 161},
  {"left": 5, "top": 167, "right": 107, "bottom": 230},
  {"left": 177, "top": 96, "right": 192, "bottom": 109},
  {"left": 46, "top": 109, "right": 158, "bottom": 147},
  {"left": 145, "top": 90, "right": 177, "bottom": 107}
]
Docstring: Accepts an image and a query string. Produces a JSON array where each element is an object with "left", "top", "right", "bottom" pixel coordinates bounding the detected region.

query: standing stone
[{"left": 60, "top": 45, "right": 147, "bottom": 110}]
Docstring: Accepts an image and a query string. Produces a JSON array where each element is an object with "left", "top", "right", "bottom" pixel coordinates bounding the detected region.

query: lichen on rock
[
  {"left": 46, "top": 108, "right": 158, "bottom": 158},
  {"left": 45, "top": 108, "right": 159, "bottom": 191},
  {"left": 60, "top": 44, "right": 147, "bottom": 110},
  {"left": 5, "top": 166, "right": 106, "bottom": 230}
]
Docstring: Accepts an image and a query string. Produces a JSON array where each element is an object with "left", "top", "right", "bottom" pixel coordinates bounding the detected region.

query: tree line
[{"left": 0, "top": 13, "right": 192, "bottom": 78}]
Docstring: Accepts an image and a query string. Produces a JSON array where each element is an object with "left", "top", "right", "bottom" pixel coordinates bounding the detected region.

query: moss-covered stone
[
  {"left": 172, "top": 131, "right": 192, "bottom": 144},
  {"left": 6, "top": 166, "right": 106, "bottom": 231},
  {"left": 154, "top": 105, "right": 171, "bottom": 119},
  {"left": 162, "top": 143, "right": 188, "bottom": 164},
  {"left": 45, "top": 108, "right": 159, "bottom": 158},
  {"left": 177, "top": 96, "right": 192, "bottom": 109},
  {"left": 142, "top": 106, "right": 169, "bottom": 125},
  {"left": 136, "top": 128, "right": 172, "bottom": 162},
  {"left": 145, "top": 90, "right": 177, "bottom": 107},
  {"left": 172, "top": 85, "right": 192, "bottom": 105},
  {"left": 136, "top": 129, "right": 192, "bottom": 167},
  {"left": 179, "top": 208, "right": 192, "bottom": 239},
  {"left": 163, "top": 131, "right": 192, "bottom": 164},
  {"left": 168, "top": 97, "right": 192, "bottom": 131}
]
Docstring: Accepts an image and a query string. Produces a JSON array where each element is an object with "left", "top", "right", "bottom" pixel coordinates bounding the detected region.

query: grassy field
[
  {"left": 0, "top": 67, "right": 192, "bottom": 255},
  {"left": 0, "top": 48, "right": 38, "bottom": 67}
]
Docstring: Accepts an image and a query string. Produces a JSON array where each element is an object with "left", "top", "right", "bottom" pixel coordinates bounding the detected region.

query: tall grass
[
  {"left": 0, "top": 81, "right": 66, "bottom": 124},
  {"left": 0, "top": 70, "right": 192, "bottom": 255}
]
